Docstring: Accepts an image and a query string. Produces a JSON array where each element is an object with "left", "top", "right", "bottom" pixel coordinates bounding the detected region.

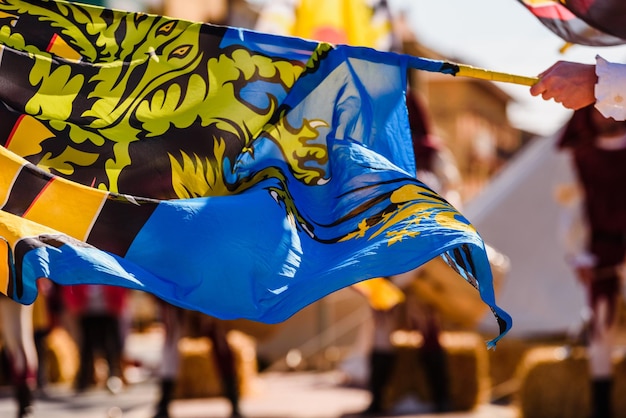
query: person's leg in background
[
  {"left": 417, "top": 304, "right": 451, "bottom": 413},
  {"left": 403, "top": 287, "right": 451, "bottom": 414},
  {"left": 205, "top": 318, "right": 242, "bottom": 418},
  {"left": 0, "top": 297, "right": 38, "bottom": 418},
  {"left": 74, "top": 314, "right": 97, "bottom": 392},
  {"left": 153, "top": 302, "right": 183, "bottom": 418},
  {"left": 586, "top": 273, "right": 620, "bottom": 418},
  {"left": 32, "top": 328, "right": 49, "bottom": 395},
  {"left": 362, "top": 307, "right": 397, "bottom": 415},
  {"left": 100, "top": 313, "right": 125, "bottom": 393}
]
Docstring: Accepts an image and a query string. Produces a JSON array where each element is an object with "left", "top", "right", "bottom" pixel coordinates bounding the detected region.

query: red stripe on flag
[
  {"left": 23, "top": 178, "right": 54, "bottom": 217},
  {"left": 525, "top": 4, "right": 577, "bottom": 20},
  {"left": 5, "top": 114, "right": 25, "bottom": 149},
  {"left": 46, "top": 33, "right": 58, "bottom": 53}
]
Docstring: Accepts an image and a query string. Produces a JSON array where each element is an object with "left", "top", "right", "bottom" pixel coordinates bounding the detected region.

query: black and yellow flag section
[{"left": 0, "top": 0, "right": 511, "bottom": 346}]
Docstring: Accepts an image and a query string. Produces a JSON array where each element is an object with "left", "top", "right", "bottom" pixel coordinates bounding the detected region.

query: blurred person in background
[
  {"left": 555, "top": 105, "right": 626, "bottom": 418},
  {"left": 63, "top": 284, "right": 129, "bottom": 394},
  {"left": 0, "top": 296, "right": 38, "bottom": 418},
  {"left": 0, "top": 280, "right": 61, "bottom": 418},
  {"left": 153, "top": 304, "right": 242, "bottom": 418},
  {"left": 0, "top": 279, "right": 62, "bottom": 418},
  {"left": 32, "top": 279, "right": 63, "bottom": 396}
]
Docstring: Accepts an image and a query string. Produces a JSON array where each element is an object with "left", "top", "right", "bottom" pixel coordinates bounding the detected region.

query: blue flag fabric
[{"left": 0, "top": 0, "right": 511, "bottom": 345}]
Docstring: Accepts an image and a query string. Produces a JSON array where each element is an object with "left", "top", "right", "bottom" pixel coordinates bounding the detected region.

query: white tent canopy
[{"left": 465, "top": 133, "right": 586, "bottom": 338}]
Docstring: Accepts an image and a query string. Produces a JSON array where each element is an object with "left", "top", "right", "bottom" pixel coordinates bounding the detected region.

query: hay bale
[
  {"left": 610, "top": 354, "right": 626, "bottom": 414},
  {"left": 45, "top": 327, "right": 79, "bottom": 384},
  {"left": 175, "top": 337, "right": 222, "bottom": 398},
  {"left": 517, "top": 347, "right": 626, "bottom": 418},
  {"left": 175, "top": 330, "right": 258, "bottom": 399},
  {"left": 443, "top": 332, "right": 491, "bottom": 410},
  {"left": 516, "top": 346, "right": 590, "bottom": 418},
  {"left": 385, "top": 330, "right": 490, "bottom": 411},
  {"left": 222, "top": 319, "right": 281, "bottom": 343}
]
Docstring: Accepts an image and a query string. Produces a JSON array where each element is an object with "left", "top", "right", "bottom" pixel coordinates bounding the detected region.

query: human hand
[{"left": 530, "top": 61, "right": 597, "bottom": 110}]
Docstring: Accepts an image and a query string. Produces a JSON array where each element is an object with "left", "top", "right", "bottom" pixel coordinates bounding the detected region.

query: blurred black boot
[
  {"left": 223, "top": 374, "right": 242, "bottom": 418},
  {"left": 421, "top": 348, "right": 452, "bottom": 413},
  {"left": 590, "top": 378, "right": 612, "bottom": 418},
  {"left": 15, "top": 381, "right": 34, "bottom": 418},
  {"left": 362, "top": 350, "right": 396, "bottom": 416},
  {"left": 153, "top": 378, "right": 175, "bottom": 418},
  {"left": 207, "top": 321, "right": 243, "bottom": 418}
]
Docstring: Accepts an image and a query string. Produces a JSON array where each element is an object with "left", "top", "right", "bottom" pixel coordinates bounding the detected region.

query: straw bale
[
  {"left": 175, "top": 329, "right": 258, "bottom": 399},
  {"left": 610, "top": 353, "right": 626, "bottom": 414},
  {"left": 222, "top": 319, "right": 281, "bottom": 343},
  {"left": 45, "top": 326, "right": 79, "bottom": 384},
  {"left": 515, "top": 346, "right": 591, "bottom": 418},
  {"left": 517, "top": 348, "right": 626, "bottom": 418},
  {"left": 385, "top": 330, "right": 490, "bottom": 411}
]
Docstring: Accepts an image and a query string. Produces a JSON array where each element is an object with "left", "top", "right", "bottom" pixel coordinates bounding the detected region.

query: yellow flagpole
[
  {"left": 405, "top": 54, "right": 538, "bottom": 86},
  {"left": 454, "top": 63, "right": 538, "bottom": 86}
]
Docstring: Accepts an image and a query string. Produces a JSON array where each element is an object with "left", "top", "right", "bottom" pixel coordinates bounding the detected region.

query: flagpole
[
  {"left": 406, "top": 55, "right": 538, "bottom": 87},
  {"left": 454, "top": 63, "right": 538, "bottom": 86}
]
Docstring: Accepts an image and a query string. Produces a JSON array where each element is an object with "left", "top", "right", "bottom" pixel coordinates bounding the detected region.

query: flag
[
  {"left": 0, "top": 0, "right": 511, "bottom": 345},
  {"left": 517, "top": 0, "right": 626, "bottom": 46}
]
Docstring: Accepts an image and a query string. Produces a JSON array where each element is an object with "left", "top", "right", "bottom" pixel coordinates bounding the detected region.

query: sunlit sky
[{"left": 247, "top": 0, "right": 626, "bottom": 137}]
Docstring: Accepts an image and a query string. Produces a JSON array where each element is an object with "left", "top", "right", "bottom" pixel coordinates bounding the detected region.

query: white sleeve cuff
[{"left": 595, "top": 55, "right": 626, "bottom": 121}]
